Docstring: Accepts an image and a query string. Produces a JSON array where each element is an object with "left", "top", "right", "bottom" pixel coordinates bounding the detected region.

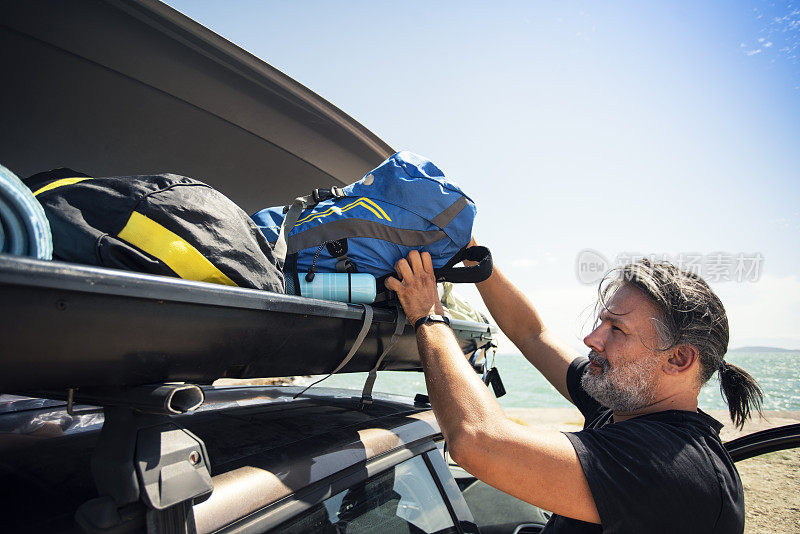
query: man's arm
[
  {"left": 465, "top": 238, "right": 579, "bottom": 402},
  {"left": 385, "top": 251, "right": 600, "bottom": 524}
]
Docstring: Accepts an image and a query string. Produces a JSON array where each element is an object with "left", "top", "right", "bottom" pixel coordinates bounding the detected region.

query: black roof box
[
  {"left": 0, "top": 0, "right": 496, "bottom": 392},
  {"left": 0, "top": 255, "right": 493, "bottom": 391}
]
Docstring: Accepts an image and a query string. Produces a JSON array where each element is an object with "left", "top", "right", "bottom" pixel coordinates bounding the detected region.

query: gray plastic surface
[{"left": 136, "top": 424, "right": 213, "bottom": 510}]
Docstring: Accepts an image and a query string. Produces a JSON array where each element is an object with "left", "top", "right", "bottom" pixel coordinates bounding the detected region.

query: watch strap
[{"left": 413, "top": 314, "right": 451, "bottom": 331}]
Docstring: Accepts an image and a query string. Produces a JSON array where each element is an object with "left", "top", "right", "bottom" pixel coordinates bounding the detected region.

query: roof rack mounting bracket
[{"left": 72, "top": 385, "right": 212, "bottom": 534}]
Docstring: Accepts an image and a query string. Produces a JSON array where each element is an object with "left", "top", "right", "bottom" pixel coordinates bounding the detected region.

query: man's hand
[{"left": 384, "top": 250, "right": 445, "bottom": 325}]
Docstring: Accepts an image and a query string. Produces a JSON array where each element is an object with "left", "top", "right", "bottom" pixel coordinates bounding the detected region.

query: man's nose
[{"left": 584, "top": 325, "right": 604, "bottom": 352}]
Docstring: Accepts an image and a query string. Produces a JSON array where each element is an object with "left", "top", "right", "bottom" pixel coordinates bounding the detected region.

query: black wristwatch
[{"left": 413, "top": 314, "right": 451, "bottom": 331}]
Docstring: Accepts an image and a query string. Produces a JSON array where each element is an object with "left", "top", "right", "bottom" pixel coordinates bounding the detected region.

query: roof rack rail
[
  {"left": 33, "top": 384, "right": 213, "bottom": 533},
  {"left": 33, "top": 384, "right": 206, "bottom": 416}
]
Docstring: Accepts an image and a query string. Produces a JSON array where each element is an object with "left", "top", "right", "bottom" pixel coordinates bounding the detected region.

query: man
[{"left": 384, "top": 246, "right": 763, "bottom": 533}]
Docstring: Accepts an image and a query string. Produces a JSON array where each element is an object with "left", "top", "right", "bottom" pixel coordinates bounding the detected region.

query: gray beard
[{"left": 581, "top": 351, "right": 660, "bottom": 412}]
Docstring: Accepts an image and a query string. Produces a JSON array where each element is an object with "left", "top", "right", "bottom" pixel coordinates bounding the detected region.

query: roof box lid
[{"left": 0, "top": 0, "right": 393, "bottom": 213}]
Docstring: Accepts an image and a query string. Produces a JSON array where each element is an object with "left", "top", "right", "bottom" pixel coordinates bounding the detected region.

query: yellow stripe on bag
[
  {"left": 294, "top": 197, "right": 392, "bottom": 226},
  {"left": 118, "top": 211, "right": 237, "bottom": 287},
  {"left": 295, "top": 198, "right": 368, "bottom": 225},
  {"left": 33, "top": 177, "right": 92, "bottom": 196},
  {"left": 362, "top": 198, "right": 392, "bottom": 221}
]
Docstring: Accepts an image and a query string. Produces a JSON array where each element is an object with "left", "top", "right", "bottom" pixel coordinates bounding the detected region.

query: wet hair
[{"left": 596, "top": 259, "right": 763, "bottom": 429}]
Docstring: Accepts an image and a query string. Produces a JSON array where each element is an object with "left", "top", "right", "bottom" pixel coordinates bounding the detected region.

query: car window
[
  {"left": 436, "top": 440, "right": 551, "bottom": 534},
  {"left": 272, "top": 455, "right": 458, "bottom": 533}
]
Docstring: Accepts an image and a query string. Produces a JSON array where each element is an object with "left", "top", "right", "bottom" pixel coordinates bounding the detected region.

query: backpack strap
[
  {"left": 293, "top": 303, "right": 373, "bottom": 398},
  {"left": 273, "top": 187, "right": 344, "bottom": 267},
  {"left": 434, "top": 245, "right": 493, "bottom": 284},
  {"left": 360, "top": 305, "right": 406, "bottom": 407}
]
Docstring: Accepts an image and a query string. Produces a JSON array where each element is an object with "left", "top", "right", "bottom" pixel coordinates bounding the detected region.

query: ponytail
[{"left": 719, "top": 361, "right": 763, "bottom": 430}]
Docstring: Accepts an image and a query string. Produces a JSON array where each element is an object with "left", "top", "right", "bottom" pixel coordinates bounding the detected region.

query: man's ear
[{"left": 663, "top": 344, "right": 699, "bottom": 375}]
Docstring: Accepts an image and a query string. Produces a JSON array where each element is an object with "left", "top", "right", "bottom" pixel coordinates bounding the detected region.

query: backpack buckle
[{"left": 312, "top": 187, "right": 344, "bottom": 203}]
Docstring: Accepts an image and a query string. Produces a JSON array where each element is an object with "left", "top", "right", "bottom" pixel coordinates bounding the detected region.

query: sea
[{"left": 311, "top": 350, "right": 800, "bottom": 412}]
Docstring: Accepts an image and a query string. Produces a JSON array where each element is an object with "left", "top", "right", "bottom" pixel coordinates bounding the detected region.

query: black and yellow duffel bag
[{"left": 25, "top": 168, "right": 284, "bottom": 292}]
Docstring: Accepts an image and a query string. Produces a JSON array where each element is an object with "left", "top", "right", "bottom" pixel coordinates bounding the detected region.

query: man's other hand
[{"left": 384, "top": 250, "right": 445, "bottom": 325}]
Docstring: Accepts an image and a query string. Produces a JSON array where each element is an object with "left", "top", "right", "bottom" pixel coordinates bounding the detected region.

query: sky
[{"left": 164, "top": 0, "right": 800, "bottom": 350}]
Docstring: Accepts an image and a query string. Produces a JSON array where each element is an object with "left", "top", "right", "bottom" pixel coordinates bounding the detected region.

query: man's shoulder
[
  {"left": 582, "top": 409, "right": 728, "bottom": 464},
  {"left": 565, "top": 410, "right": 743, "bottom": 533},
  {"left": 616, "top": 409, "right": 724, "bottom": 436},
  {"left": 570, "top": 409, "right": 738, "bottom": 498}
]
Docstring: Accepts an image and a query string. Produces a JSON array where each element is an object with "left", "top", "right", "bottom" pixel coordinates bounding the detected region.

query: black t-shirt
[{"left": 540, "top": 357, "right": 744, "bottom": 534}]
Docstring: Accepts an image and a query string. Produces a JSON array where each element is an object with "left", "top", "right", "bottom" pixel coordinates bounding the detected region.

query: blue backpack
[{"left": 252, "top": 151, "right": 491, "bottom": 294}]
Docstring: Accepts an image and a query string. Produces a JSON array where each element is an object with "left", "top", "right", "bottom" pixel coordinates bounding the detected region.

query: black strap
[
  {"left": 413, "top": 314, "right": 450, "bottom": 330},
  {"left": 434, "top": 245, "right": 493, "bottom": 284},
  {"left": 372, "top": 245, "right": 494, "bottom": 299},
  {"left": 312, "top": 187, "right": 344, "bottom": 203},
  {"left": 283, "top": 253, "right": 300, "bottom": 295}
]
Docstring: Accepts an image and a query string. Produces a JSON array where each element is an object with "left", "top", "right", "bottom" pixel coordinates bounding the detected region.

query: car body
[{"left": 0, "top": 387, "right": 550, "bottom": 533}]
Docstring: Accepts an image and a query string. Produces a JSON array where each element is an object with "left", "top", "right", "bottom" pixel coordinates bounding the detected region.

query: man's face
[{"left": 581, "top": 284, "right": 666, "bottom": 412}]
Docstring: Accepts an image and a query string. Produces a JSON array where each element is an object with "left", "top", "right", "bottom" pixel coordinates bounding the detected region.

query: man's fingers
[
  {"left": 395, "top": 258, "right": 413, "bottom": 281},
  {"left": 421, "top": 251, "right": 434, "bottom": 273},
  {"left": 384, "top": 276, "right": 402, "bottom": 292},
  {"left": 396, "top": 251, "right": 434, "bottom": 283},
  {"left": 408, "top": 249, "right": 424, "bottom": 273}
]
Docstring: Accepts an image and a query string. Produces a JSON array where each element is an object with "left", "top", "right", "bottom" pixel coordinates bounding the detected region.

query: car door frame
[
  {"left": 212, "top": 437, "right": 480, "bottom": 534},
  {"left": 725, "top": 423, "right": 800, "bottom": 462}
]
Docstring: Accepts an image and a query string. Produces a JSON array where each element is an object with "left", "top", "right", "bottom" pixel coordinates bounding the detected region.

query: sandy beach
[{"left": 506, "top": 408, "right": 800, "bottom": 533}]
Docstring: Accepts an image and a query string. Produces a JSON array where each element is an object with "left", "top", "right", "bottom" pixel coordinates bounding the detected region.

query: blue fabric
[
  {"left": 252, "top": 151, "right": 476, "bottom": 277},
  {"left": 0, "top": 164, "right": 52, "bottom": 259}
]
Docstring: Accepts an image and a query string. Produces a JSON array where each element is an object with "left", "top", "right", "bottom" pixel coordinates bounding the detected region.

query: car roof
[{"left": 0, "top": 386, "right": 440, "bottom": 532}]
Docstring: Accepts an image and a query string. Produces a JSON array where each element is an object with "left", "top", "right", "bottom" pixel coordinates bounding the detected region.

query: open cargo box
[{"left": 0, "top": 0, "right": 496, "bottom": 393}]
